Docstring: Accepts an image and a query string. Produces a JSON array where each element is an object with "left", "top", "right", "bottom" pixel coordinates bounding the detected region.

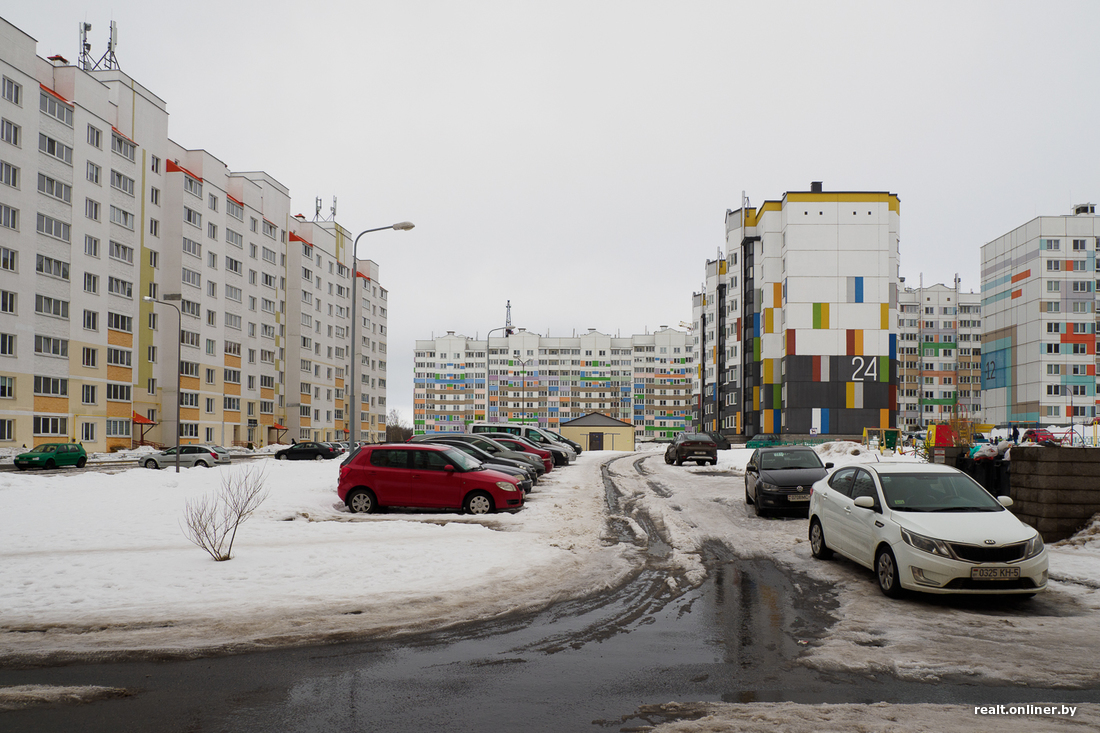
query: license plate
[
  {"left": 692, "top": 451, "right": 709, "bottom": 455},
  {"left": 787, "top": 494, "right": 810, "bottom": 502},
  {"left": 971, "top": 567, "right": 1020, "bottom": 580}
]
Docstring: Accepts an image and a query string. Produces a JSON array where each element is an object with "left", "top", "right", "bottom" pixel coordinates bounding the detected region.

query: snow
[{"left": 2, "top": 441, "right": 1099, "bottom": 721}]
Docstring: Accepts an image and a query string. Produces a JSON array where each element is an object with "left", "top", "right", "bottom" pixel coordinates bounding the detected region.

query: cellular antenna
[
  {"left": 94, "top": 20, "right": 121, "bottom": 71},
  {"left": 78, "top": 22, "right": 94, "bottom": 70}
]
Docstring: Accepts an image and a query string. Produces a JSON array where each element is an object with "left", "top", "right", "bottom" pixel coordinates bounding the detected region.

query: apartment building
[
  {"left": 413, "top": 327, "right": 691, "bottom": 441},
  {"left": 896, "top": 281, "right": 983, "bottom": 429},
  {"left": 0, "top": 17, "right": 385, "bottom": 449},
  {"left": 692, "top": 183, "right": 901, "bottom": 438},
  {"left": 980, "top": 205, "right": 1100, "bottom": 427}
]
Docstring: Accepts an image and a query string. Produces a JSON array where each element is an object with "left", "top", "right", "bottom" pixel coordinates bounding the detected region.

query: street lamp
[
  {"left": 144, "top": 294, "right": 183, "bottom": 473},
  {"left": 349, "top": 222, "right": 414, "bottom": 443}
]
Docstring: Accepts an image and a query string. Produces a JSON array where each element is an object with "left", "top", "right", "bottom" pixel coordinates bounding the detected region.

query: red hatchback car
[
  {"left": 482, "top": 435, "right": 554, "bottom": 473},
  {"left": 338, "top": 443, "right": 523, "bottom": 515}
]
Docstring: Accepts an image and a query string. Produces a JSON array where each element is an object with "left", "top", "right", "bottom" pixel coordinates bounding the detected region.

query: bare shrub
[{"left": 182, "top": 465, "right": 269, "bottom": 561}]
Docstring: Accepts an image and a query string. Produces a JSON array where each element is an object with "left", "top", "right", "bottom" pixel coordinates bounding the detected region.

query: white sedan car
[{"left": 808, "top": 462, "right": 1047, "bottom": 598}]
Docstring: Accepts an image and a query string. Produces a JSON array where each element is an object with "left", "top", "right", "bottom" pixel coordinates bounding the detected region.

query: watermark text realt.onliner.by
[{"left": 974, "top": 705, "right": 1077, "bottom": 717}]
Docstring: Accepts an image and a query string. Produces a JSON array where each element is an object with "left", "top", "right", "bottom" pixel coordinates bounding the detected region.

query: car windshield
[
  {"left": 760, "top": 450, "right": 822, "bottom": 470},
  {"left": 36, "top": 445, "right": 59, "bottom": 453},
  {"left": 878, "top": 472, "right": 1005, "bottom": 512},
  {"left": 442, "top": 447, "right": 481, "bottom": 471}
]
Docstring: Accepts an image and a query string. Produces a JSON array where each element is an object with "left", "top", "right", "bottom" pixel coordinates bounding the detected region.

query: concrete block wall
[{"left": 1011, "top": 446, "right": 1100, "bottom": 541}]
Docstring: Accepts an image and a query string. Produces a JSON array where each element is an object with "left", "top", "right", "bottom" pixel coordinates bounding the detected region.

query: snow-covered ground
[{"left": 2, "top": 441, "right": 1099, "bottom": 725}]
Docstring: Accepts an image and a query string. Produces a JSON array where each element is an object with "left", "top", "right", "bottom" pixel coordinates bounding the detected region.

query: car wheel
[
  {"left": 195, "top": 460, "right": 209, "bottom": 468},
  {"left": 664, "top": 453, "right": 672, "bottom": 465},
  {"left": 144, "top": 459, "right": 159, "bottom": 469},
  {"left": 753, "top": 495, "right": 765, "bottom": 517},
  {"left": 809, "top": 518, "right": 832, "bottom": 559},
  {"left": 464, "top": 491, "right": 494, "bottom": 515},
  {"left": 346, "top": 488, "right": 377, "bottom": 514},
  {"left": 76, "top": 456, "right": 87, "bottom": 468},
  {"left": 876, "top": 546, "right": 904, "bottom": 598},
  {"left": 745, "top": 480, "right": 754, "bottom": 505},
  {"left": 45, "top": 459, "right": 56, "bottom": 470},
  {"left": 276, "top": 454, "right": 287, "bottom": 460},
  {"left": 675, "top": 456, "right": 684, "bottom": 466},
  {"left": 314, "top": 454, "right": 324, "bottom": 461}
]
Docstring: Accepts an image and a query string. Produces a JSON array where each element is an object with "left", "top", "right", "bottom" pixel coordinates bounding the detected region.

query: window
[
  {"left": 106, "top": 419, "right": 130, "bottom": 438},
  {"left": 87, "top": 124, "right": 102, "bottom": 148},
  {"left": 184, "top": 206, "right": 201, "bottom": 227},
  {"left": 151, "top": 155, "right": 160, "bottom": 173},
  {"left": 0, "top": 203, "right": 16, "bottom": 230},
  {"left": 36, "top": 254, "right": 70, "bottom": 280},
  {"left": 205, "top": 368, "right": 216, "bottom": 384},
  {"left": 225, "top": 256, "right": 242, "bottom": 274},
  {"left": 107, "top": 276, "right": 133, "bottom": 298},
  {"left": 106, "top": 347, "right": 131, "bottom": 367},
  {"left": 180, "top": 423, "right": 199, "bottom": 438},
  {"left": 39, "top": 91, "right": 73, "bottom": 125},
  {"left": 37, "top": 173, "right": 71, "bottom": 203},
  {"left": 35, "top": 294, "right": 69, "bottom": 319},
  {"left": 109, "top": 205, "right": 134, "bottom": 229},
  {"left": 109, "top": 240, "right": 134, "bottom": 264},
  {"left": 207, "top": 282, "right": 217, "bottom": 298},
  {"left": 0, "top": 118, "right": 20, "bottom": 146},
  {"left": 207, "top": 222, "right": 217, "bottom": 240},
  {"left": 224, "top": 397, "right": 240, "bottom": 411},
  {"left": 82, "top": 384, "right": 97, "bottom": 403},
  {"left": 111, "top": 134, "right": 135, "bottom": 161},
  {"left": 227, "top": 198, "right": 243, "bottom": 220},
  {"left": 181, "top": 267, "right": 201, "bottom": 288},
  {"left": 0, "top": 375, "right": 14, "bottom": 398},
  {"left": 106, "top": 311, "right": 132, "bottom": 332},
  {"left": 262, "top": 247, "right": 276, "bottom": 264},
  {"left": 182, "top": 236, "right": 201, "bottom": 258},
  {"left": 2, "top": 77, "right": 21, "bottom": 105},
  {"left": 180, "top": 360, "right": 200, "bottom": 378},
  {"left": 262, "top": 220, "right": 277, "bottom": 239},
  {"left": 150, "top": 186, "right": 160, "bottom": 206},
  {"left": 0, "top": 289, "right": 13, "bottom": 314},
  {"left": 110, "top": 169, "right": 135, "bottom": 196},
  {"left": 33, "top": 416, "right": 68, "bottom": 436},
  {"left": 149, "top": 250, "right": 159, "bottom": 269},
  {"left": 148, "top": 345, "right": 157, "bottom": 363},
  {"left": 83, "top": 310, "right": 98, "bottom": 331},
  {"left": 0, "top": 159, "right": 17, "bottom": 188},
  {"left": 225, "top": 312, "right": 241, "bottom": 329},
  {"left": 180, "top": 299, "right": 200, "bottom": 317},
  {"left": 87, "top": 161, "right": 101, "bottom": 184},
  {"left": 84, "top": 272, "right": 98, "bottom": 294},
  {"left": 208, "top": 193, "right": 218, "bottom": 211},
  {"left": 262, "top": 272, "right": 276, "bottom": 288},
  {"left": 36, "top": 213, "right": 70, "bottom": 242},
  {"left": 85, "top": 198, "right": 100, "bottom": 221},
  {"left": 38, "top": 133, "right": 72, "bottom": 164},
  {"left": 181, "top": 330, "right": 200, "bottom": 348},
  {"left": 0, "top": 332, "right": 14, "bottom": 356},
  {"left": 225, "top": 284, "right": 242, "bottom": 302},
  {"left": 33, "top": 375, "right": 68, "bottom": 396},
  {"left": 224, "top": 368, "right": 241, "bottom": 384},
  {"left": 105, "top": 384, "right": 130, "bottom": 403}
]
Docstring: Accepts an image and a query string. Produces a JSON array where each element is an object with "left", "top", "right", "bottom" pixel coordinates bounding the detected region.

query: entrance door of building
[{"left": 589, "top": 432, "right": 603, "bottom": 450}]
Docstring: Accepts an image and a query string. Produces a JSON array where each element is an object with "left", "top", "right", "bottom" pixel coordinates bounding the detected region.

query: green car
[{"left": 14, "top": 442, "right": 88, "bottom": 470}]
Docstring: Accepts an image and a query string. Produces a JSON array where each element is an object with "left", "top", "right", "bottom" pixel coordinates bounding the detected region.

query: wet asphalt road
[{"left": 3, "top": 455, "right": 1098, "bottom": 732}]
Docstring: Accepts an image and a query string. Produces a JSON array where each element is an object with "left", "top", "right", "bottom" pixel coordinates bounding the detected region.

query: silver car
[{"left": 142, "top": 445, "right": 232, "bottom": 469}]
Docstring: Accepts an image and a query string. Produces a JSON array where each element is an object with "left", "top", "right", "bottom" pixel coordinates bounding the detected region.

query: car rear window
[{"left": 369, "top": 449, "right": 409, "bottom": 468}]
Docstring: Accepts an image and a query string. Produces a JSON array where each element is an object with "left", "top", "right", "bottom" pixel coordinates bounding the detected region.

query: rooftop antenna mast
[
  {"left": 505, "top": 300, "right": 512, "bottom": 331},
  {"left": 330, "top": 196, "right": 337, "bottom": 221},
  {"left": 78, "top": 22, "right": 94, "bottom": 70},
  {"left": 94, "top": 21, "right": 120, "bottom": 71},
  {"left": 314, "top": 197, "right": 323, "bottom": 221}
]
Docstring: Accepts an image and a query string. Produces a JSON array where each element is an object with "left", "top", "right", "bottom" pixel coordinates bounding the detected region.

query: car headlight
[
  {"left": 1025, "top": 532, "right": 1045, "bottom": 559},
  {"left": 901, "top": 528, "right": 956, "bottom": 559},
  {"left": 495, "top": 481, "right": 517, "bottom": 492},
  {"left": 760, "top": 482, "right": 779, "bottom": 492}
]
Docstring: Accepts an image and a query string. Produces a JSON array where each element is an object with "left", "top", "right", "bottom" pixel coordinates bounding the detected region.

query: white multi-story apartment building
[
  {"left": 980, "top": 205, "right": 1100, "bottom": 427},
  {"left": 0, "top": 17, "right": 385, "bottom": 449},
  {"left": 896, "top": 281, "right": 983, "bottom": 429},
  {"left": 693, "top": 183, "right": 901, "bottom": 439},
  {"left": 413, "top": 327, "right": 691, "bottom": 441}
]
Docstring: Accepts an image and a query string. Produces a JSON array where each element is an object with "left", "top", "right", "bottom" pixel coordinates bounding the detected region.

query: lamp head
[{"left": 392, "top": 221, "right": 415, "bottom": 231}]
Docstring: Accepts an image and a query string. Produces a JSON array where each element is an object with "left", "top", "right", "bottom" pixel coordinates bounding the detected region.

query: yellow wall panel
[{"left": 107, "top": 330, "right": 133, "bottom": 348}]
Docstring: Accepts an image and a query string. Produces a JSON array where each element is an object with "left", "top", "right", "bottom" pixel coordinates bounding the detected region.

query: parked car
[
  {"left": 408, "top": 434, "right": 546, "bottom": 477},
  {"left": 808, "top": 462, "right": 1047, "bottom": 598},
  {"left": 322, "top": 441, "right": 345, "bottom": 455},
  {"left": 746, "top": 433, "right": 780, "bottom": 448},
  {"left": 338, "top": 443, "right": 523, "bottom": 515},
  {"left": 705, "top": 431, "right": 731, "bottom": 450},
  {"left": 143, "top": 445, "right": 231, "bottom": 469},
  {"left": 476, "top": 434, "right": 555, "bottom": 473},
  {"left": 425, "top": 439, "right": 534, "bottom": 493},
  {"left": 543, "top": 429, "right": 582, "bottom": 455},
  {"left": 14, "top": 442, "right": 87, "bottom": 470},
  {"left": 421, "top": 436, "right": 538, "bottom": 484},
  {"left": 745, "top": 446, "right": 832, "bottom": 516},
  {"left": 664, "top": 433, "right": 718, "bottom": 466},
  {"left": 275, "top": 441, "right": 340, "bottom": 461},
  {"left": 1020, "top": 428, "right": 1060, "bottom": 445},
  {"left": 468, "top": 422, "right": 575, "bottom": 465}
]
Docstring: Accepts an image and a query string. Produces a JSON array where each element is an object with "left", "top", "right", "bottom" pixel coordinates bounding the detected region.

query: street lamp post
[
  {"left": 349, "top": 222, "right": 414, "bottom": 443},
  {"left": 484, "top": 325, "right": 514, "bottom": 425},
  {"left": 144, "top": 294, "right": 183, "bottom": 473}
]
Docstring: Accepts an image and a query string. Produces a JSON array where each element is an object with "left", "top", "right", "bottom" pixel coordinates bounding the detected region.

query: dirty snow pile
[{"left": 0, "top": 454, "right": 637, "bottom": 663}]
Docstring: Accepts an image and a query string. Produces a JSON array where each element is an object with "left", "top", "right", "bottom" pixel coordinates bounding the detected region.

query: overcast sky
[{"left": 9, "top": 1, "right": 1100, "bottom": 422}]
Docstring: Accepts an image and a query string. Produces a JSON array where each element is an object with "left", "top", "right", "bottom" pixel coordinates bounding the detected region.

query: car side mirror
[
  {"left": 824, "top": 462, "right": 834, "bottom": 469},
  {"left": 444, "top": 465, "right": 455, "bottom": 472},
  {"left": 997, "top": 495, "right": 1013, "bottom": 507},
  {"left": 853, "top": 495, "right": 876, "bottom": 509}
]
